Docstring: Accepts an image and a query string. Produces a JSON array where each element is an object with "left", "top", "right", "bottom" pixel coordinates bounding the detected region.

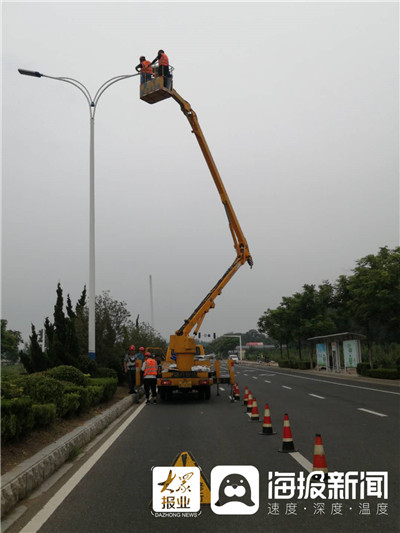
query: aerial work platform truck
[{"left": 139, "top": 65, "right": 253, "bottom": 400}]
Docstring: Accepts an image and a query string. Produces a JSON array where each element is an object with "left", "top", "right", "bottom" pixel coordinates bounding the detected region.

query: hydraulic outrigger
[{"left": 140, "top": 69, "right": 253, "bottom": 398}]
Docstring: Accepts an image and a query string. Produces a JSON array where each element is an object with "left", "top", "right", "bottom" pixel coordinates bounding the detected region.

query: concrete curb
[{"left": 1, "top": 394, "right": 141, "bottom": 518}]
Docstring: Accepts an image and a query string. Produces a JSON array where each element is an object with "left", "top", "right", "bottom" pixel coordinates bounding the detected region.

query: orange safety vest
[
  {"left": 141, "top": 60, "right": 153, "bottom": 74},
  {"left": 144, "top": 358, "right": 158, "bottom": 377},
  {"left": 159, "top": 53, "right": 169, "bottom": 66}
]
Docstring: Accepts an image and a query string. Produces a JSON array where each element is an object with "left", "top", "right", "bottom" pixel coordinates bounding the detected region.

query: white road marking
[
  {"left": 219, "top": 387, "right": 225, "bottom": 391},
  {"left": 20, "top": 402, "right": 147, "bottom": 533},
  {"left": 358, "top": 408, "right": 387, "bottom": 417},
  {"left": 268, "top": 372, "right": 400, "bottom": 395},
  {"left": 289, "top": 452, "right": 313, "bottom": 473},
  {"left": 282, "top": 386, "right": 292, "bottom": 390},
  {"left": 243, "top": 374, "right": 248, "bottom": 376},
  {"left": 252, "top": 376, "right": 258, "bottom": 380},
  {"left": 264, "top": 380, "right": 271, "bottom": 383},
  {"left": 309, "top": 394, "right": 325, "bottom": 399},
  {"left": 264, "top": 373, "right": 276, "bottom": 376}
]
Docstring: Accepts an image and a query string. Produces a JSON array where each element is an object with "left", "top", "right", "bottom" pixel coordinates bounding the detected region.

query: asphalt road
[{"left": 7, "top": 364, "right": 400, "bottom": 533}]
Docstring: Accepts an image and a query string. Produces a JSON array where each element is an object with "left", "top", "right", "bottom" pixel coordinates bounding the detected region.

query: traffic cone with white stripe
[
  {"left": 250, "top": 397, "right": 260, "bottom": 421},
  {"left": 246, "top": 392, "right": 253, "bottom": 413},
  {"left": 278, "top": 413, "right": 298, "bottom": 452},
  {"left": 243, "top": 386, "right": 249, "bottom": 406},
  {"left": 312, "top": 434, "right": 328, "bottom": 475},
  {"left": 259, "top": 403, "right": 277, "bottom": 435},
  {"left": 234, "top": 383, "right": 240, "bottom": 401}
]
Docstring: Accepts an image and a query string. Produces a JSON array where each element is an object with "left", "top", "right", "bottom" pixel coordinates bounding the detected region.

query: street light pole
[{"left": 18, "top": 68, "right": 139, "bottom": 360}]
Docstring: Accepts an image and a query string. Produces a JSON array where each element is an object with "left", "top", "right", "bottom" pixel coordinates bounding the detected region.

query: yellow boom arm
[{"left": 170, "top": 89, "right": 253, "bottom": 338}]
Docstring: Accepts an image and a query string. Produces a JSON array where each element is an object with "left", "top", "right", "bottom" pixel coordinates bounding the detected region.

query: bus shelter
[{"left": 307, "top": 332, "right": 366, "bottom": 373}]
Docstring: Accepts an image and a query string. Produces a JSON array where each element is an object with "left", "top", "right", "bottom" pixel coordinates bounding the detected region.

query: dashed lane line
[
  {"left": 282, "top": 386, "right": 292, "bottom": 390},
  {"left": 264, "top": 380, "right": 271, "bottom": 383},
  {"left": 252, "top": 377, "right": 258, "bottom": 380},
  {"left": 358, "top": 408, "right": 387, "bottom": 417},
  {"left": 289, "top": 452, "right": 313, "bottom": 473},
  {"left": 309, "top": 393, "right": 325, "bottom": 399}
]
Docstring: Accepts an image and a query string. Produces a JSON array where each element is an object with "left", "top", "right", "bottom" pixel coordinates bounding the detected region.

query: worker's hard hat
[
  {"left": 145, "top": 352, "right": 151, "bottom": 357},
  {"left": 140, "top": 56, "right": 145, "bottom": 61},
  {"left": 158, "top": 49, "right": 164, "bottom": 54},
  {"left": 139, "top": 347, "right": 144, "bottom": 351},
  {"left": 129, "top": 345, "right": 135, "bottom": 351}
]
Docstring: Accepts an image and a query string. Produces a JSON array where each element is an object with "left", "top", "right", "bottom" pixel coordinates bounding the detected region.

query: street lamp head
[{"left": 18, "top": 69, "right": 42, "bottom": 78}]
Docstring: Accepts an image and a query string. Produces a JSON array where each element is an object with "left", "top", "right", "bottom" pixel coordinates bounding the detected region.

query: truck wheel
[
  {"left": 204, "top": 386, "right": 211, "bottom": 400},
  {"left": 198, "top": 388, "right": 205, "bottom": 400},
  {"left": 159, "top": 387, "right": 167, "bottom": 401}
]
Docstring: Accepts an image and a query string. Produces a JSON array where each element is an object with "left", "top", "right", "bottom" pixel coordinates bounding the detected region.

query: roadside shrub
[
  {"left": 357, "top": 362, "right": 373, "bottom": 376},
  {"left": 60, "top": 392, "right": 81, "bottom": 417},
  {"left": 46, "top": 366, "right": 88, "bottom": 387},
  {"left": 279, "top": 360, "right": 299, "bottom": 369},
  {"left": 364, "top": 369, "right": 400, "bottom": 380},
  {"left": 88, "top": 377, "right": 117, "bottom": 402},
  {"left": 32, "top": 403, "right": 57, "bottom": 427},
  {"left": 18, "top": 375, "right": 65, "bottom": 416},
  {"left": 94, "top": 367, "right": 118, "bottom": 379},
  {"left": 297, "top": 362, "right": 311, "bottom": 370},
  {"left": 87, "top": 385, "right": 103, "bottom": 407},
  {"left": 1, "top": 411, "right": 17, "bottom": 442},
  {"left": 62, "top": 383, "right": 91, "bottom": 413},
  {"left": 77, "top": 355, "right": 98, "bottom": 376},
  {"left": 0, "top": 379, "right": 25, "bottom": 399},
  {"left": 1, "top": 396, "right": 34, "bottom": 442}
]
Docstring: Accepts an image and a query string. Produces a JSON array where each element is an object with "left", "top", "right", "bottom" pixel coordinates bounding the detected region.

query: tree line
[
  {"left": 18, "top": 283, "right": 167, "bottom": 379},
  {"left": 257, "top": 246, "right": 400, "bottom": 365}
]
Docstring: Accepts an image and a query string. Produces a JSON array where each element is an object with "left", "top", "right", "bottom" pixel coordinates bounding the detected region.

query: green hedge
[
  {"left": 1, "top": 397, "right": 34, "bottom": 443},
  {"left": 88, "top": 378, "right": 117, "bottom": 402},
  {"left": 16, "top": 375, "right": 65, "bottom": 416},
  {"left": 364, "top": 369, "right": 400, "bottom": 380},
  {"left": 63, "top": 383, "right": 91, "bottom": 413},
  {"left": 87, "top": 385, "right": 103, "bottom": 406},
  {"left": 1, "top": 370, "right": 118, "bottom": 444},
  {"left": 46, "top": 366, "right": 88, "bottom": 387},
  {"left": 94, "top": 367, "right": 118, "bottom": 379},
  {"left": 357, "top": 362, "right": 373, "bottom": 376},
  {"left": 32, "top": 403, "right": 57, "bottom": 427}
]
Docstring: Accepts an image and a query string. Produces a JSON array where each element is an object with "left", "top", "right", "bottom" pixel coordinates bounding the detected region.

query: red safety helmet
[
  {"left": 139, "top": 347, "right": 145, "bottom": 351},
  {"left": 129, "top": 345, "right": 135, "bottom": 351},
  {"left": 145, "top": 352, "right": 151, "bottom": 357}
]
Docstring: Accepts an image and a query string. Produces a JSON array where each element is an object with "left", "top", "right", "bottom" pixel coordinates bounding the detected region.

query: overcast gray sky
[{"left": 2, "top": 1, "right": 399, "bottom": 348}]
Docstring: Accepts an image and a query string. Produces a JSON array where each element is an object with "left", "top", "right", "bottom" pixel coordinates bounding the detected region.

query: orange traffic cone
[
  {"left": 234, "top": 383, "right": 240, "bottom": 401},
  {"left": 312, "top": 434, "right": 328, "bottom": 473},
  {"left": 243, "top": 386, "right": 249, "bottom": 406},
  {"left": 278, "top": 413, "right": 298, "bottom": 452},
  {"left": 250, "top": 397, "right": 260, "bottom": 421},
  {"left": 259, "top": 403, "right": 277, "bottom": 435},
  {"left": 246, "top": 392, "right": 253, "bottom": 413}
]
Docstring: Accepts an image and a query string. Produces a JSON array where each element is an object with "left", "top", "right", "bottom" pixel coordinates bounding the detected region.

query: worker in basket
[
  {"left": 135, "top": 56, "right": 153, "bottom": 84},
  {"left": 151, "top": 49, "right": 172, "bottom": 89}
]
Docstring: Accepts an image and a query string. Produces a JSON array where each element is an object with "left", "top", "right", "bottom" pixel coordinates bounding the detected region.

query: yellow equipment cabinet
[{"left": 140, "top": 67, "right": 253, "bottom": 400}]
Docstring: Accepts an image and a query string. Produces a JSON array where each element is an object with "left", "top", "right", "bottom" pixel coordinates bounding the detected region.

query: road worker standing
[
  {"left": 123, "top": 345, "right": 137, "bottom": 394},
  {"left": 142, "top": 351, "right": 158, "bottom": 404}
]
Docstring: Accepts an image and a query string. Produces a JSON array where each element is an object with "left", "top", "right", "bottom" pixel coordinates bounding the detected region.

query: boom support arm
[{"left": 170, "top": 89, "right": 253, "bottom": 338}]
